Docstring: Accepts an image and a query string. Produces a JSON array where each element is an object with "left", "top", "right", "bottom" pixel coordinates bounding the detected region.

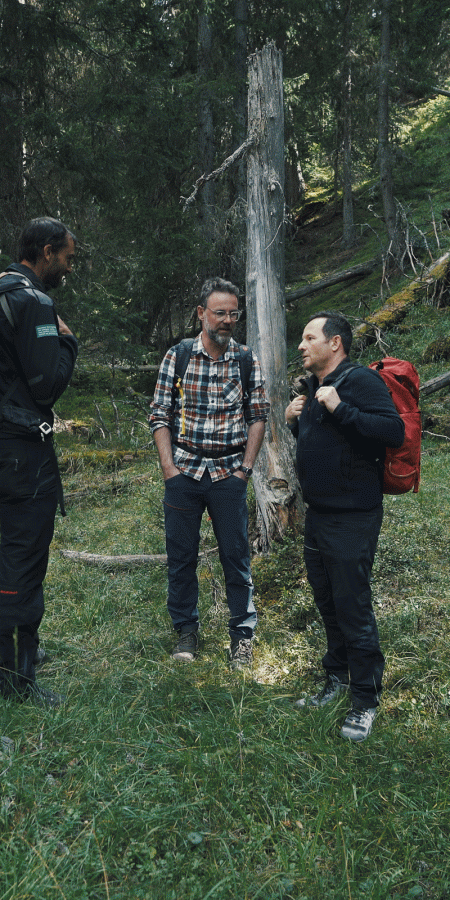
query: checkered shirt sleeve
[{"left": 149, "top": 337, "right": 269, "bottom": 480}]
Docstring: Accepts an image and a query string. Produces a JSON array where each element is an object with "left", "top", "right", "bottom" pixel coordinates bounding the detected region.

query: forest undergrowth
[
  {"left": 2, "top": 323, "right": 450, "bottom": 899},
  {"left": 2, "top": 95, "right": 450, "bottom": 900}
]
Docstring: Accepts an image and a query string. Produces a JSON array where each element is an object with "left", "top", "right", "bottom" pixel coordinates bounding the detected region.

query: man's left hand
[
  {"left": 57, "top": 316, "right": 73, "bottom": 336},
  {"left": 315, "top": 385, "right": 341, "bottom": 413}
]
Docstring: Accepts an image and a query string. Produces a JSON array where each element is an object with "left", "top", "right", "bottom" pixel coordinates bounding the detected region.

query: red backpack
[{"left": 367, "top": 357, "right": 421, "bottom": 494}]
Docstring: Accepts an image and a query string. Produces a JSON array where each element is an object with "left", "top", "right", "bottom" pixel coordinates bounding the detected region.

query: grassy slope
[{"left": 2, "top": 98, "right": 450, "bottom": 900}]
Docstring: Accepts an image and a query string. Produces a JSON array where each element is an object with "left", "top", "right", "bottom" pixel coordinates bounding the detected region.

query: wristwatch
[{"left": 238, "top": 465, "right": 253, "bottom": 479}]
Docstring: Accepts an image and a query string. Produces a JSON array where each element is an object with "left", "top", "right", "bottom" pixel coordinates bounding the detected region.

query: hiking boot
[
  {"left": 294, "top": 673, "right": 349, "bottom": 708},
  {"left": 27, "top": 684, "right": 66, "bottom": 708},
  {"left": 340, "top": 706, "right": 377, "bottom": 742},
  {"left": 228, "top": 638, "right": 253, "bottom": 670},
  {"left": 172, "top": 631, "right": 198, "bottom": 661}
]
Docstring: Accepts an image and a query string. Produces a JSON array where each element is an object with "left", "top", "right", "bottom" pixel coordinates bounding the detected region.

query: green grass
[
  {"left": 3, "top": 92, "right": 450, "bottom": 900},
  {"left": 2, "top": 402, "right": 450, "bottom": 899}
]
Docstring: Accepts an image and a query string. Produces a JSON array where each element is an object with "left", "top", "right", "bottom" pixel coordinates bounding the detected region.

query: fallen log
[
  {"left": 420, "top": 370, "right": 450, "bottom": 397},
  {"left": 354, "top": 252, "right": 450, "bottom": 345},
  {"left": 286, "top": 259, "right": 379, "bottom": 303},
  {"left": 60, "top": 548, "right": 218, "bottom": 569}
]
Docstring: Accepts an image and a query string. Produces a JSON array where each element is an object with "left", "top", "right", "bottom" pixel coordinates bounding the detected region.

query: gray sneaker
[
  {"left": 28, "top": 684, "right": 66, "bottom": 709},
  {"left": 35, "top": 646, "right": 46, "bottom": 665},
  {"left": 172, "top": 631, "right": 198, "bottom": 661},
  {"left": 340, "top": 706, "right": 377, "bottom": 742},
  {"left": 229, "top": 638, "right": 253, "bottom": 670},
  {"left": 294, "top": 674, "right": 349, "bottom": 708}
]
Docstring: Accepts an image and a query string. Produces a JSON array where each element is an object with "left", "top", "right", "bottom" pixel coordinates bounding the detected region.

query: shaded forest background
[{"left": 1, "top": 0, "right": 450, "bottom": 361}]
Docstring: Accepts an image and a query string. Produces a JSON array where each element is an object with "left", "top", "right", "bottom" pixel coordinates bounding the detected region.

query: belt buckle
[{"left": 39, "top": 422, "right": 53, "bottom": 441}]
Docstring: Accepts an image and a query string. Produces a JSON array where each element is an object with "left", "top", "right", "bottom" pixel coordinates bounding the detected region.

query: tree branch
[
  {"left": 182, "top": 137, "right": 256, "bottom": 212},
  {"left": 60, "top": 548, "right": 218, "bottom": 569}
]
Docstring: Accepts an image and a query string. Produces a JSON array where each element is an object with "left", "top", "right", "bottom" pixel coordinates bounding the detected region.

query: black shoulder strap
[
  {"left": 174, "top": 338, "right": 195, "bottom": 381},
  {"left": 0, "top": 271, "right": 40, "bottom": 330},
  {"left": 237, "top": 345, "right": 253, "bottom": 400},
  {"left": 174, "top": 338, "right": 253, "bottom": 395},
  {"left": 170, "top": 339, "right": 194, "bottom": 411},
  {"left": 330, "top": 362, "right": 360, "bottom": 393}
]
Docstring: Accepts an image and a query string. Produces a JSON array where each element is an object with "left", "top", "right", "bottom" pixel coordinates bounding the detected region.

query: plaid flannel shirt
[{"left": 149, "top": 335, "right": 270, "bottom": 481}]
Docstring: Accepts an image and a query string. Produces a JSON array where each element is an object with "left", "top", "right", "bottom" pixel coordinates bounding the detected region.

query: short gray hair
[{"left": 199, "top": 277, "right": 240, "bottom": 308}]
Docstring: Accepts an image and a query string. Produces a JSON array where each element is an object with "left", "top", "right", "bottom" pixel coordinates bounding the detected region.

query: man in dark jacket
[
  {"left": 0, "top": 217, "right": 78, "bottom": 706},
  {"left": 286, "top": 311, "right": 404, "bottom": 741}
]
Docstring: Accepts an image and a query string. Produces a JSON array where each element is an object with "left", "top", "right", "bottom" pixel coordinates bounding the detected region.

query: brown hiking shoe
[
  {"left": 172, "top": 631, "right": 198, "bottom": 661},
  {"left": 228, "top": 638, "right": 253, "bottom": 670}
]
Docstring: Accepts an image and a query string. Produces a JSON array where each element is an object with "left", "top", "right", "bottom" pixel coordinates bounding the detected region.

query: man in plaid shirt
[{"left": 149, "top": 277, "right": 269, "bottom": 668}]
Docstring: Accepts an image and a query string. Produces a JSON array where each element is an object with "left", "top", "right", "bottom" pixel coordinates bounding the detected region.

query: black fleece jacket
[
  {"left": 0, "top": 264, "right": 78, "bottom": 436},
  {"left": 289, "top": 358, "right": 405, "bottom": 511}
]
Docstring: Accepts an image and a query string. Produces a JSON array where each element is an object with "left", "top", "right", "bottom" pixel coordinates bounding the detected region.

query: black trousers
[
  {"left": 0, "top": 437, "right": 57, "bottom": 697},
  {"left": 304, "top": 504, "right": 384, "bottom": 709}
]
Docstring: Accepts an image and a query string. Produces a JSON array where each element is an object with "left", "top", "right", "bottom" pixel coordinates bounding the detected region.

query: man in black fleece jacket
[
  {"left": 0, "top": 218, "right": 78, "bottom": 706},
  {"left": 286, "top": 311, "right": 404, "bottom": 741}
]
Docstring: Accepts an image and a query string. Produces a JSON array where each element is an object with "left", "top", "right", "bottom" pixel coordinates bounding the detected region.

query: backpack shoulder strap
[
  {"left": 237, "top": 344, "right": 253, "bottom": 399},
  {"left": 172, "top": 338, "right": 253, "bottom": 404},
  {"left": 174, "top": 338, "right": 195, "bottom": 380},
  {"left": 0, "top": 271, "right": 42, "bottom": 330},
  {"left": 0, "top": 294, "right": 16, "bottom": 329},
  {"left": 171, "top": 338, "right": 195, "bottom": 411},
  {"left": 329, "top": 362, "right": 360, "bottom": 393}
]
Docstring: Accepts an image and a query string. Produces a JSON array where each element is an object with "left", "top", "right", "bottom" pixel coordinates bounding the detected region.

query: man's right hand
[
  {"left": 285, "top": 395, "right": 307, "bottom": 425},
  {"left": 163, "top": 464, "right": 181, "bottom": 481}
]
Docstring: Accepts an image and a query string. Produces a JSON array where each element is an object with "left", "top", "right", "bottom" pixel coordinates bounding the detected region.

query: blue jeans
[
  {"left": 304, "top": 504, "right": 384, "bottom": 708},
  {"left": 163, "top": 470, "right": 257, "bottom": 638}
]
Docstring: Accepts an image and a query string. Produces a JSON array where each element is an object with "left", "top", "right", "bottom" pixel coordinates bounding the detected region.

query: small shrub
[{"left": 422, "top": 335, "right": 450, "bottom": 362}]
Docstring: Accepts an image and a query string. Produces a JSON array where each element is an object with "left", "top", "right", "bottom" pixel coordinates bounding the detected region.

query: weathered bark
[
  {"left": 378, "top": 0, "right": 402, "bottom": 263},
  {"left": 0, "top": 0, "right": 26, "bottom": 257},
  {"left": 354, "top": 252, "right": 450, "bottom": 345},
  {"left": 246, "top": 43, "right": 303, "bottom": 552},
  {"left": 60, "top": 549, "right": 218, "bottom": 569},
  {"left": 285, "top": 147, "right": 306, "bottom": 209},
  {"left": 197, "top": 5, "right": 215, "bottom": 250},
  {"left": 286, "top": 259, "right": 379, "bottom": 304},
  {"left": 341, "top": 0, "right": 355, "bottom": 247},
  {"left": 232, "top": 0, "right": 248, "bottom": 204}
]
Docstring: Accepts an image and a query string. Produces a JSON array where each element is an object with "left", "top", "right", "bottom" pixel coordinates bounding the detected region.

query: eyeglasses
[{"left": 205, "top": 308, "right": 242, "bottom": 322}]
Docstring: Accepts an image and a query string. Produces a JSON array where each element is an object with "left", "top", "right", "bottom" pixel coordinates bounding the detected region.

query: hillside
[
  {"left": 2, "top": 95, "right": 450, "bottom": 900},
  {"left": 284, "top": 93, "right": 450, "bottom": 359}
]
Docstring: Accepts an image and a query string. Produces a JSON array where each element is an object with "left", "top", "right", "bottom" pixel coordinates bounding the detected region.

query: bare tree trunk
[
  {"left": 0, "top": 0, "right": 26, "bottom": 258},
  {"left": 378, "top": 0, "right": 401, "bottom": 262},
  {"left": 246, "top": 43, "right": 303, "bottom": 552},
  {"left": 197, "top": 5, "right": 215, "bottom": 251},
  {"left": 285, "top": 145, "right": 306, "bottom": 209},
  {"left": 233, "top": 0, "right": 248, "bottom": 204},
  {"left": 342, "top": 0, "right": 355, "bottom": 247}
]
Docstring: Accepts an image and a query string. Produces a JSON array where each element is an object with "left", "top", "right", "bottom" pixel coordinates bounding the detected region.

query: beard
[
  {"left": 43, "top": 267, "right": 65, "bottom": 290},
  {"left": 204, "top": 320, "right": 233, "bottom": 348}
]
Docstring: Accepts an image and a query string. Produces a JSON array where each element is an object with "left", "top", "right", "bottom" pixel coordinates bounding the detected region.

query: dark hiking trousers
[
  {"left": 163, "top": 469, "right": 257, "bottom": 638},
  {"left": 0, "top": 438, "right": 57, "bottom": 698},
  {"left": 304, "top": 504, "right": 384, "bottom": 709}
]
